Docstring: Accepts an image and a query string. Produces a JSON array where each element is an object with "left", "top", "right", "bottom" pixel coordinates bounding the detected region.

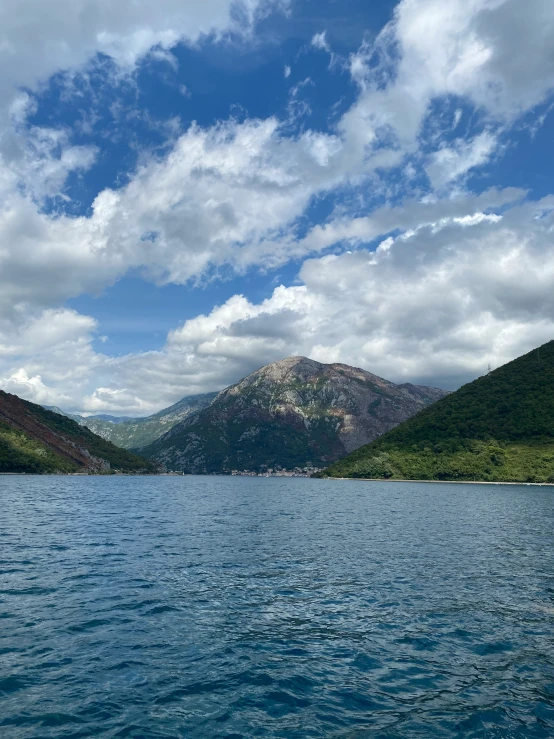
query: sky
[{"left": 1, "top": 0, "right": 554, "bottom": 416}]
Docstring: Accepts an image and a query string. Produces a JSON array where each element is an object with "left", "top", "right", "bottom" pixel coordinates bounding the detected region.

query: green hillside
[
  {"left": 320, "top": 341, "right": 554, "bottom": 483},
  {"left": 0, "top": 419, "right": 78, "bottom": 474},
  {"left": 0, "top": 391, "right": 157, "bottom": 474}
]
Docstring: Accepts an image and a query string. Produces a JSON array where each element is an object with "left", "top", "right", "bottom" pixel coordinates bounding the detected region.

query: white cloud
[
  {"left": 83, "top": 387, "right": 149, "bottom": 413},
  {"left": 0, "top": 2, "right": 302, "bottom": 325},
  {"left": 425, "top": 131, "right": 498, "bottom": 189},
  {"left": 311, "top": 31, "right": 330, "bottom": 53},
  {"left": 298, "top": 187, "right": 524, "bottom": 254},
  {"left": 132, "top": 195, "right": 554, "bottom": 399},
  {"left": 0, "top": 0, "right": 553, "bottom": 414},
  {"left": 2, "top": 194, "right": 553, "bottom": 414},
  {"left": 0, "top": 0, "right": 284, "bottom": 106},
  {"left": 0, "top": 116, "right": 352, "bottom": 325},
  {"left": 0, "top": 309, "right": 101, "bottom": 407},
  {"left": 2, "top": 99, "right": 405, "bottom": 326},
  {"left": 344, "top": 0, "right": 554, "bottom": 174},
  {"left": 0, "top": 369, "right": 71, "bottom": 406},
  {"left": 1, "top": 0, "right": 553, "bottom": 324}
]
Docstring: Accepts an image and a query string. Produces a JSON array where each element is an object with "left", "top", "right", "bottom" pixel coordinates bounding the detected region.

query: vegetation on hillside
[
  {"left": 28, "top": 403, "right": 156, "bottom": 472},
  {"left": 141, "top": 405, "right": 345, "bottom": 473},
  {"left": 321, "top": 341, "right": 554, "bottom": 483},
  {"left": 0, "top": 393, "right": 157, "bottom": 474},
  {"left": 0, "top": 420, "right": 79, "bottom": 474}
]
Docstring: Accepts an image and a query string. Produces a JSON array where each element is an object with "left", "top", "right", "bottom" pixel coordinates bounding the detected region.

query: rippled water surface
[{"left": 1, "top": 477, "right": 554, "bottom": 738}]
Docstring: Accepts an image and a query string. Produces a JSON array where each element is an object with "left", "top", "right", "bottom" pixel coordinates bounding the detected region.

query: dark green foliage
[
  {"left": 322, "top": 341, "right": 554, "bottom": 483},
  {"left": 367, "top": 399, "right": 383, "bottom": 416},
  {"left": 324, "top": 440, "right": 554, "bottom": 483}
]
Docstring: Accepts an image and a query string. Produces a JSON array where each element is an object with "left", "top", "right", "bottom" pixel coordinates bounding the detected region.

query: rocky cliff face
[{"left": 140, "top": 357, "right": 448, "bottom": 473}]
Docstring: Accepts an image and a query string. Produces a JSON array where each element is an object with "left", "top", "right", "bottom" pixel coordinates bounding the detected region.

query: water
[{"left": 1, "top": 477, "right": 554, "bottom": 738}]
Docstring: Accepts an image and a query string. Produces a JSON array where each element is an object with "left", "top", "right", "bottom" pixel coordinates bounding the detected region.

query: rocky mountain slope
[
  {"left": 46, "top": 393, "right": 217, "bottom": 449},
  {"left": 320, "top": 341, "right": 554, "bottom": 483},
  {"left": 0, "top": 391, "right": 156, "bottom": 474},
  {"left": 139, "top": 357, "right": 448, "bottom": 474}
]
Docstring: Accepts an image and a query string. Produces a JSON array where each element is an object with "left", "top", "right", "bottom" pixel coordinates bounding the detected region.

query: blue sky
[
  {"left": 1, "top": 0, "right": 554, "bottom": 414},
  {"left": 30, "top": 0, "right": 384, "bottom": 355}
]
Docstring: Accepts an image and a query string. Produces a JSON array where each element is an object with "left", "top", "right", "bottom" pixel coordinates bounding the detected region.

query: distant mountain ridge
[
  {"left": 321, "top": 341, "right": 554, "bottom": 483},
  {"left": 139, "top": 356, "right": 449, "bottom": 474},
  {"left": 0, "top": 391, "right": 155, "bottom": 474},
  {"left": 45, "top": 393, "right": 218, "bottom": 450}
]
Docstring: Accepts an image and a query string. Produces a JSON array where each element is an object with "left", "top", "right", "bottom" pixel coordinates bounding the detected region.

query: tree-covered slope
[
  {"left": 140, "top": 357, "right": 447, "bottom": 473},
  {"left": 0, "top": 391, "right": 156, "bottom": 474},
  {"left": 321, "top": 341, "right": 554, "bottom": 483}
]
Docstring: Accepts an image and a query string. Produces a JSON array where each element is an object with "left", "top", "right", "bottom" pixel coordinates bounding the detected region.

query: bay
[{"left": 1, "top": 476, "right": 554, "bottom": 738}]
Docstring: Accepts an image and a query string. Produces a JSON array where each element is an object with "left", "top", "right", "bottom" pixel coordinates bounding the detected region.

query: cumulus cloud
[
  {"left": 113, "top": 196, "right": 552, "bottom": 406},
  {"left": 0, "top": 0, "right": 283, "bottom": 102},
  {"left": 1, "top": 194, "right": 553, "bottom": 413},
  {"left": 0, "top": 370, "right": 69, "bottom": 406},
  {"left": 0, "top": 0, "right": 287, "bottom": 198},
  {"left": 0, "top": 309, "right": 101, "bottom": 407},
  {"left": 0, "top": 0, "right": 300, "bottom": 322},
  {"left": 297, "top": 187, "right": 524, "bottom": 254},
  {"left": 9, "top": 0, "right": 553, "bottom": 323},
  {"left": 0, "top": 116, "right": 349, "bottom": 324},
  {"left": 387, "top": 0, "right": 554, "bottom": 120},
  {"left": 152, "top": 197, "right": 554, "bottom": 392},
  {"left": 0, "top": 0, "right": 554, "bottom": 413},
  {"left": 2, "top": 0, "right": 554, "bottom": 319},
  {"left": 344, "top": 0, "right": 554, "bottom": 173}
]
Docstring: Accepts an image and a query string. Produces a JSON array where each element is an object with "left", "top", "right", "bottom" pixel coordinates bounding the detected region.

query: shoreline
[
  {"left": 1, "top": 472, "right": 553, "bottom": 487},
  {"left": 323, "top": 476, "right": 554, "bottom": 487}
]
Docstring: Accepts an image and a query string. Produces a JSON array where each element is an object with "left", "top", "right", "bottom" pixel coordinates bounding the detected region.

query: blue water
[{"left": 1, "top": 477, "right": 554, "bottom": 738}]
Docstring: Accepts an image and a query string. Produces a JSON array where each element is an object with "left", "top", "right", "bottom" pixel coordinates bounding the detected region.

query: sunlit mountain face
[{"left": 1, "top": 0, "right": 554, "bottom": 417}]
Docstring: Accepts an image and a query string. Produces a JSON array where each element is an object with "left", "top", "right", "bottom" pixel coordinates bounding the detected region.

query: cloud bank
[{"left": 0, "top": 0, "right": 554, "bottom": 412}]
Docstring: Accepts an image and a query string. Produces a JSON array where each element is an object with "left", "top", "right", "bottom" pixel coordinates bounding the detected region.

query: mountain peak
[
  {"left": 141, "top": 358, "right": 448, "bottom": 474},
  {"left": 248, "top": 356, "right": 325, "bottom": 383}
]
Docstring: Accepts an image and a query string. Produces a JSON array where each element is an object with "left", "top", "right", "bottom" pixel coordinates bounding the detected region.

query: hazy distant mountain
[
  {"left": 1, "top": 392, "right": 155, "bottom": 474},
  {"left": 44, "top": 406, "right": 82, "bottom": 423},
  {"left": 45, "top": 393, "right": 217, "bottom": 450},
  {"left": 140, "top": 356, "right": 449, "bottom": 474},
  {"left": 85, "top": 414, "right": 135, "bottom": 424},
  {"left": 321, "top": 341, "right": 554, "bottom": 484}
]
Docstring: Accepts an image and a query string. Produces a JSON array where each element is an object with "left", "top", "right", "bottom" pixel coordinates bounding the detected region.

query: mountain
[
  {"left": 139, "top": 357, "right": 448, "bottom": 474},
  {"left": 0, "top": 391, "right": 156, "bottom": 474},
  {"left": 320, "top": 341, "right": 554, "bottom": 484},
  {"left": 85, "top": 414, "right": 135, "bottom": 424},
  {"left": 46, "top": 393, "right": 217, "bottom": 449},
  {"left": 44, "top": 406, "right": 82, "bottom": 423}
]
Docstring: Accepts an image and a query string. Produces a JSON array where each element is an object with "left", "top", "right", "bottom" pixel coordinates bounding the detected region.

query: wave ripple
[{"left": 1, "top": 476, "right": 554, "bottom": 738}]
